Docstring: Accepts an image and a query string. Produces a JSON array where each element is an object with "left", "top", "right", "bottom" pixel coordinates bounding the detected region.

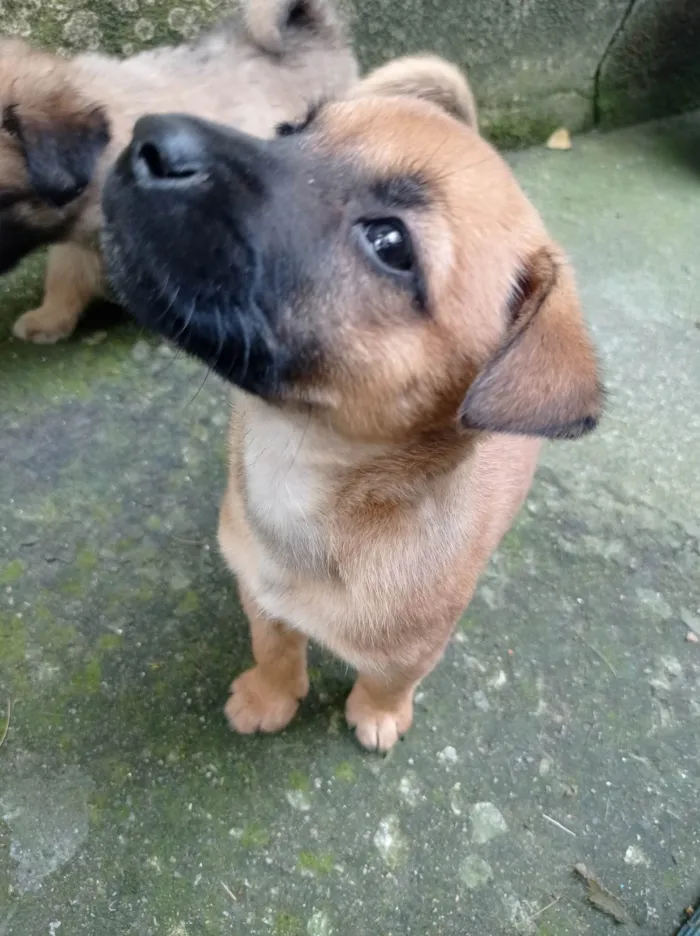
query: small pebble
[
  {"left": 459, "top": 854, "right": 493, "bottom": 890},
  {"left": 470, "top": 802, "right": 508, "bottom": 844},
  {"left": 437, "top": 745, "right": 458, "bottom": 765},
  {"left": 131, "top": 340, "right": 151, "bottom": 362}
]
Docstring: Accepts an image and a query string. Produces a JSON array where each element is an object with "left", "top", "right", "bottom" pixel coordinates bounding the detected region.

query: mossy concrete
[
  {"left": 2, "top": 0, "right": 700, "bottom": 147},
  {"left": 1, "top": 114, "right": 700, "bottom": 934},
  {"left": 596, "top": 0, "right": 700, "bottom": 128}
]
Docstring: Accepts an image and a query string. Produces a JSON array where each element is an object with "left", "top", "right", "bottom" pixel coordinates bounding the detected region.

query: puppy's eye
[{"left": 361, "top": 220, "right": 413, "bottom": 273}]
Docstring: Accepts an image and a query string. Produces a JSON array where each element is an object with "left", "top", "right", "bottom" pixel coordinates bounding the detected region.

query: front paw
[
  {"left": 225, "top": 666, "right": 306, "bottom": 735},
  {"left": 345, "top": 681, "right": 414, "bottom": 752},
  {"left": 13, "top": 308, "right": 77, "bottom": 344}
]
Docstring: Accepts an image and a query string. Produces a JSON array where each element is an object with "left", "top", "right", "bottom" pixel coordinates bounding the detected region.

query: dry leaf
[
  {"left": 546, "top": 127, "right": 572, "bottom": 150},
  {"left": 573, "top": 863, "right": 630, "bottom": 925}
]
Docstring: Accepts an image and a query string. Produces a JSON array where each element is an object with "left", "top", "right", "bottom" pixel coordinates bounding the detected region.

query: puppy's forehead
[{"left": 316, "top": 98, "right": 521, "bottom": 207}]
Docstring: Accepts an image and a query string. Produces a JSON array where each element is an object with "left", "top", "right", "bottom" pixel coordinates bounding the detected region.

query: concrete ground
[{"left": 1, "top": 113, "right": 699, "bottom": 936}]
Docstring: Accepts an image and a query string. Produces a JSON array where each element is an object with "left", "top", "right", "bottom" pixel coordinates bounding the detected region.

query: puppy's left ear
[
  {"left": 4, "top": 103, "right": 110, "bottom": 208},
  {"left": 348, "top": 55, "right": 478, "bottom": 130},
  {"left": 459, "top": 247, "right": 603, "bottom": 440}
]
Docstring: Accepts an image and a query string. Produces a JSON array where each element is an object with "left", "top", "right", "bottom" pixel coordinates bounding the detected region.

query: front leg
[
  {"left": 346, "top": 631, "right": 456, "bottom": 753},
  {"left": 13, "top": 243, "right": 103, "bottom": 344},
  {"left": 225, "top": 587, "right": 309, "bottom": 735}
]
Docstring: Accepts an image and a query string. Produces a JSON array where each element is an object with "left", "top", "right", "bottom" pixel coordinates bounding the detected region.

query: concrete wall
[{"left": 1, "top": 0, "right": 699, "bottom": 146}]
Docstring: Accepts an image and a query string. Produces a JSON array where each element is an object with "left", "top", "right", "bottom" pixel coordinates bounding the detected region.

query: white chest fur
[{"left": 241, "top": 401, "right": 333, "bottom": 576}]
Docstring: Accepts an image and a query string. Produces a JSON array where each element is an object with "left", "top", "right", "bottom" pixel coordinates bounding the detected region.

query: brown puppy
[
  {"left": 101, "top": 56, "right": 602, "bottom": 751},
  {"left": 0, "top": 0, "right": 356, "bottom": 343}
]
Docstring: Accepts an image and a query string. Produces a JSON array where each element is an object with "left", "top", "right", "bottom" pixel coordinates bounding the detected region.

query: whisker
[{"left": 185, "top": 364, "right": 213, "bottom": 408}]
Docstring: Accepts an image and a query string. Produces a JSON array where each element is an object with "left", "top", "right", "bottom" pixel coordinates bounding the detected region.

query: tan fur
[
  {"left": 2, "top": 1, "right": 356, "bottom": 342},
  {"left": 214, "top": 57, "right": 602, "bottom": 750},
  {"left": 346, "top": 54, "right": 479, "bottom": 129}
]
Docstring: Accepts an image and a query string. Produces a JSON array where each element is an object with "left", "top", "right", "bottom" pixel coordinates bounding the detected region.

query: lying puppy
[
  {"left": 102, "top": 56, "right": 603, "bottom": 751},
  {"left": 1, "top": 0, "right": 356, "bottom": 343}
]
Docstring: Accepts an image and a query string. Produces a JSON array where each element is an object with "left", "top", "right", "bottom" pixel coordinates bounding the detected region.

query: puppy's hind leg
[
  {"left": 225, "top": 586, "right": 309, "bottom": 735},
  {"left": 13, "top": 243, "right": 102, "bottom": 344}
]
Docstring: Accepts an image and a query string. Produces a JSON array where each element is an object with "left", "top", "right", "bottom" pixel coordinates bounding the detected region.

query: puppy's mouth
[{"left": 102, "top": 114, "right": 307, "bottom": 397}]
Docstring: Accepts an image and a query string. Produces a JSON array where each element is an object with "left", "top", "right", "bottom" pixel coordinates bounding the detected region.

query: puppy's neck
[{"left": 237, "top": 392, "right": 473, "bottom": 515}]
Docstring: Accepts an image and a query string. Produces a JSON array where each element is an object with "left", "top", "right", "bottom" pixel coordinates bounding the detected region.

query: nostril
[
  {"left": 138, "top": 142, "right": 166, "bottom": 178},
  {"left": 136, "top": 139, "right": 199, "bottom": 181}
]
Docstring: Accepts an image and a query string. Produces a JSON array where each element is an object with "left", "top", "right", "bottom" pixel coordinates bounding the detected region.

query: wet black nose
[{"left": 130, "top": 114, "right": 209, "bottom": 187}]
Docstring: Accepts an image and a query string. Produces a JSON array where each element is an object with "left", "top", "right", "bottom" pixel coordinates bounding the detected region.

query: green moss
[
  {"left": 76, "top": 548, "right": 98, "bottom": 572},
  {"left": 662, "top": 870, "right": 681, "bottom": 890},
  {"left": 97, "top": 632, "right": 124, "bottom": 653},
  {"left": 0, "top": 257, "right": 142, "bottom": 411},
  {"left": 597, "top": 76, "right": 700, "bottom": 130},
  {"left": 334, "top": 761, "right": 356, "bottom": 783},
  {"left": 483, "top": 113, "right": 561, "bottom": 151},
  {"left": 2, "top": 330, "right": 140, "bottom": 409},
  {"left": 274, "top": 912, "right": 304, "bottom": 936},
  {"left": 60, "top": 579, "right": 85, "bottom": 598},
  {"left": 484, "top": 116, "right": 557, "bottom": 150},
  {"left": 288, "top": 769, "right": 310, "bottom": 792},
  {"left": 91, "top": 502, "right": 117, "bottom": 524},
  {"left": 499, "top": 528, "right": 524, "bottom": 553},
  {"left": 298, "top": 851, "right": 334, "bottom": 876},
  {"left": 307, "top": 665, "right": 323, "bottom": 685},
  {"left": 114, "top": 537, "right": 138, "bottom": 555},
  {"left": 0, "top": 559, "right": 25, "bottom": 585},
  {"left": 70, "top": 657, "right": 102, "bottom": 695},
  {"left": 240, "top": 823, "right": 270, "bottom": 848},
  {"left": 518, "top": 676, "right": 541, "bottom": 707},
  {"left": 134, "top": 583, "right": 156, "bottom": 602},
  {"left": 0, "top": 615, "right": 27, "bottom": 666},
  {"left": 42, "top": 620, "right": 79, "bottom": 653},
  {"left": 175, "top": 590, "right": 200, "bottom": 616}
]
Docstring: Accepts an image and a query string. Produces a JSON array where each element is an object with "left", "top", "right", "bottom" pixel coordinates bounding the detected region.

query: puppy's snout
[{"left": 131, "top": 115, "right": 209, "bottom": 188}]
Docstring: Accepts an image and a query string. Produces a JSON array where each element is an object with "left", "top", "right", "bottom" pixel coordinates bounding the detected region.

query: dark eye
[{"left": 362, "top": 220, "right": 413, "bottom": 273}]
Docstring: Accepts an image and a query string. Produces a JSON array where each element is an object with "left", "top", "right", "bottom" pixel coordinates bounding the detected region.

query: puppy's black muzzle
[{"left": 101, "top": 114, "right": 306, "bottom": 396}]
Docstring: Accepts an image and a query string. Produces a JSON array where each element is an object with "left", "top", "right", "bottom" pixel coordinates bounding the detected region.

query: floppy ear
[
  {"left": 348, "top": 55, "right": 478, "bottom": 130},
  {"left": 459, "top": 247, "right": 603, "bottom": 439},
  {"left": 4, "top": 103, "right": 110, "bottom": 208}
]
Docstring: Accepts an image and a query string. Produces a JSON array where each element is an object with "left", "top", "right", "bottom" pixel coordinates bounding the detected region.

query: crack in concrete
[{"left": 593, "top": 0, "right": 640, "bottom": 124}]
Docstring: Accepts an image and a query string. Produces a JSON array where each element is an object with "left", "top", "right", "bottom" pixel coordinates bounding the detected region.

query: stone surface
[
  {"left": 1, "top": 114, "right": 700, "bottom": 934},
  {"left": 351, "top": 0, "right": 631, "bottom": 142},
  {"left": 597, "top": 0, "right": 700, "bottom": 128},
  {"left": 2, "top": 0, "right": 700, "bottom": 145}
]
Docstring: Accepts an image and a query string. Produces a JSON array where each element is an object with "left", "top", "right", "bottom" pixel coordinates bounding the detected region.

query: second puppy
[{"left": 1, "top": 0, "right": 357, "bottom": 343}]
